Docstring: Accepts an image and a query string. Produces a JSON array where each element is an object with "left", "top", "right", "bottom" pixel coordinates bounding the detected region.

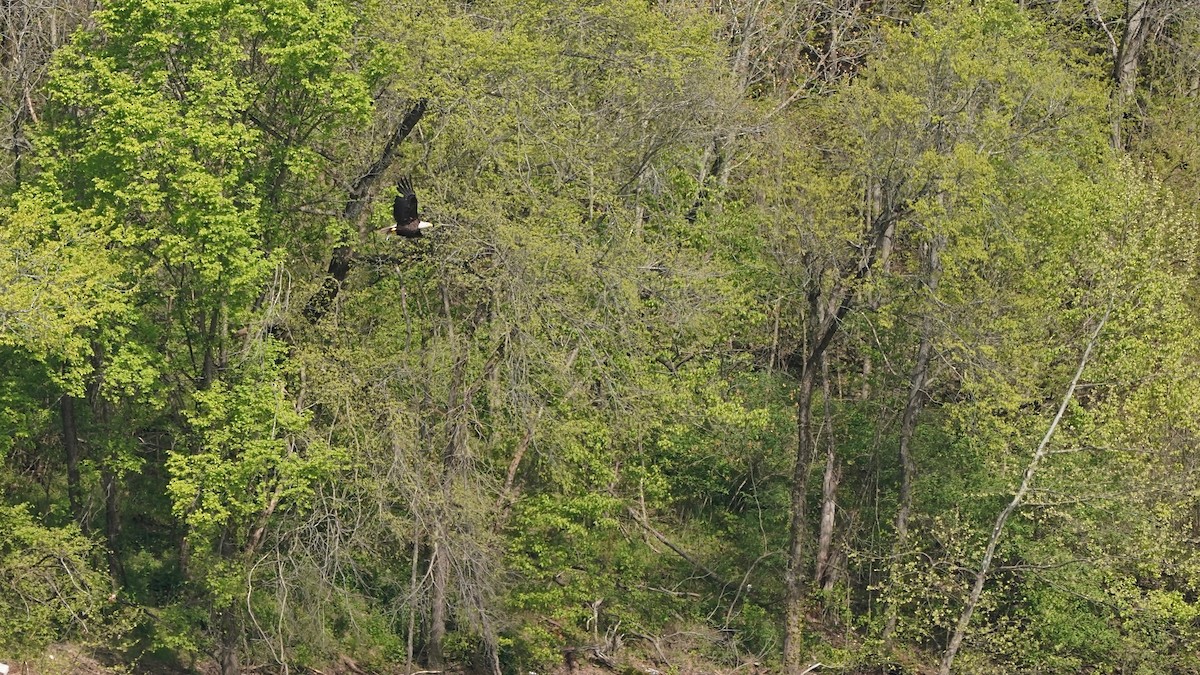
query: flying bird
[{"left": 378, "top": 177, "right": 433, "bottom": 238}]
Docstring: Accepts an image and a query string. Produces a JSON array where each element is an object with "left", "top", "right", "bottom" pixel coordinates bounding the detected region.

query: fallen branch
[{"left": 626, "top": 507, "right": 733, "bottom": 590}]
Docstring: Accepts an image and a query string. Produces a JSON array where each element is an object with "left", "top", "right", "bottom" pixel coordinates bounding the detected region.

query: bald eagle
[{"left": 378, "top": 177, "right": 433, "bottom": 238}]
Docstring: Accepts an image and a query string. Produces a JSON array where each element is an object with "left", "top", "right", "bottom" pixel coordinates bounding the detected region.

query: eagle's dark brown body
[{"left": 378, "top": 178, "right": 432, "bottom": 238}]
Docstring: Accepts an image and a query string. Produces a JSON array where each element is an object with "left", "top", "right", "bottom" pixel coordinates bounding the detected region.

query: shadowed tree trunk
[
  {"left": 882, "top": 234, "right": 943, "bottom": 645},
  {"left": 102, "top": 467, "right": 121, "bottom": 581},
  {"left": 88, "top": 343, "right": 124, "bottom": 584},
  {"left": 782, "top": 363, "right": 818, "bottom": 672},
  {"left": 219, "top": 520, "right": 241, "bottom": 675},
  {"left": 60, "top": 394, "right": 83, "bottom": 525}
]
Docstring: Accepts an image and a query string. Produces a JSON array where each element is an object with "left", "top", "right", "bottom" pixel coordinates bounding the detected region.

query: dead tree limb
[
  {"left": 303, "top": 98, "right": 428, "bottom": 324},
  {"left": 626, "top": 506, "right": 733, "bottom": 590},
  {"left": 938, "top": 307, "right": 1110, "bottom": 675}
]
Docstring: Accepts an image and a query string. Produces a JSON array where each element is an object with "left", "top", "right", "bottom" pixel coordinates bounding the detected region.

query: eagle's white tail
[{"left": 418, "top": 221, "right": 434, "bottom": 229}]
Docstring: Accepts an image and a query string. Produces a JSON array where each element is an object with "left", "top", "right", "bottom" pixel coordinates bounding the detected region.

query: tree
[{"left": 0, "top": 504, "right": 125, "bottom": 658}]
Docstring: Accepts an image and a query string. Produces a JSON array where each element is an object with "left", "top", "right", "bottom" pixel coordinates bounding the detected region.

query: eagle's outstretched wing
[
  {"left": 393, "top": 177, "right": 419, "bottom": 227},
  {"left": 379, "top": 177, "right": 434, "bottom": 238}
]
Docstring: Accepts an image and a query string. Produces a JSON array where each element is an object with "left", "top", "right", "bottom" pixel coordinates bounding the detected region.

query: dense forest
[{"left": 4, "top": 0, "right": 1200, "bottom": 673}]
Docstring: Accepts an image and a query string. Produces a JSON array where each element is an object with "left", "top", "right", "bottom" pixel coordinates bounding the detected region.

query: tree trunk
[
  {"left": 219, "top": 600, "right": 241, "bottom": 675},
  {"left": 60, "top": 394, "right": 83, "bottom": 525},
  {"left": 102, "top": 467, "right": 122, "bottom": 583},
  {"left": 782, "top": 368, "right": 817, "bottom": 673},
  {"left": 814, "top": 447, "right": 841, "bottom": 594},
  {"left": 89, "top": 343, "right": 124, "bottom": 584},
  {"left": 814, "top": 358, "right": 840, "bottom": 594},
  {"left": 214, "top": 520, "right": 242, "bottom": 675},
  {"left": 200, "top": 307, "right": 220, "bottom": 388},
  {"left": 1112, "top": 0, "right": 1153, "bottom": 149},
  {"left": 939, "top": 310, "right": 1108, "bottom": 675},
  {"left": 858, "top": 181, "right": 889, "bottom": 400},
  {"left": 428, "top": 539, "right": 448, "bottom": 670},
  {"left": 882, "top": 235, "right": 943, "bottom": 645},
  {"left": 406, "top": 533, "right": 420, "bottom": 674}
]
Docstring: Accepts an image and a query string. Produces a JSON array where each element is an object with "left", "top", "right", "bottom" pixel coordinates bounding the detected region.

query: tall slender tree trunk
[
  {"left": 782, "top": 368, "right": 818, "bottom": 672},
  {"left": 89, "top": 343, "right": 124, "bottom": 583},
  {"left": 814, "top": 357, "right": 841, "bottom": 595},
  {"left": 102, "top": 468, "right": 122, "bottom": 581},
  {"left": 882, "top": 236, "right": 943, "bottom": 644},
  {"left": 428, "top": 538, "right": 448, "bottom": 669},
  {"left": 859, "top": 181, "right": 890, "bottom": 401},
  {"left": 406, "top": 533, "right": 421, "bottom": 674},
  {"left": 60, "top": 394, "right": 83, "bottom": 525}
]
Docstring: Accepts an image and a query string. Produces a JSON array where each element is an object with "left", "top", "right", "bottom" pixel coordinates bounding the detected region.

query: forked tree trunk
[
  {"left": 1111, "top": 0, "right": 1155, "bottom": 149},
  {"left": 783, "top": 213, "right": 897, "bottom": 673}
]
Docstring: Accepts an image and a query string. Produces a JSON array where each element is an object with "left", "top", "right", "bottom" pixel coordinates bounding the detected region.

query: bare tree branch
[{"left": 939, "top": 306, "right": 1111, "bottom": 675}]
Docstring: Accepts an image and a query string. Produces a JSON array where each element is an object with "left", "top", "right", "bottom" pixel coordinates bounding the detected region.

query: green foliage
[
  {"left": 0, "top": 195, "right": 124, "bottom": 385},
  {"left": 169, "top": 377, "right": 338, "bottom": 545},
  {"left": 6, "top": 0, "right": 1200, "bottom": 672},
  {"left": 0, "top": 505, "right": 125, "bottom": 658}
]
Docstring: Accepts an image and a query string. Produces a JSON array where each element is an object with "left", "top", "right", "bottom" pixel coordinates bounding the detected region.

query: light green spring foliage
[
  {"left": 4, "top": 0, "right": 1200, "bottom": 671},
  {"left": 0, "top": 505, "right": 125, "bottom": 658},
  {"left": 726, "top": 2, "right": 1200, "bottom": 670},
  {"left": 0, "top": 195, "right": 123, "bottom": 387},
  {"left": 0, "top": 0, "right": 368, "bottom": 659}
]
